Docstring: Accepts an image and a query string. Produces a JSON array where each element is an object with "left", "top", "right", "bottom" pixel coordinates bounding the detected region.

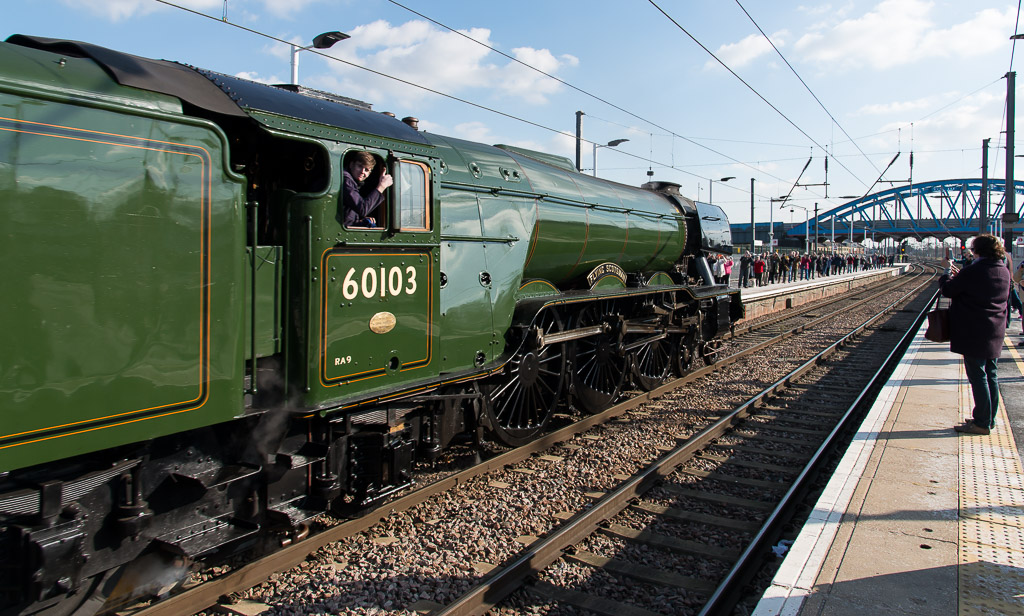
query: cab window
[
  {"left": 398, "top": 160, "right": 431, "bottom": 232},
  {"left": 341, "top": 150, "right": 388, "bottom": 229}
]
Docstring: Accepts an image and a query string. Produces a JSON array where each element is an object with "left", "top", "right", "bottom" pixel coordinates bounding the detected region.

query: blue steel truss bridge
[{"left": 733, "top": 178, "right": 1024, "bottom": 248}]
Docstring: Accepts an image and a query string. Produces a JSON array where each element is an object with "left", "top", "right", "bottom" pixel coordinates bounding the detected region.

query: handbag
[{"left": 925, "top": 308, "right": 950, "bottom": 343}]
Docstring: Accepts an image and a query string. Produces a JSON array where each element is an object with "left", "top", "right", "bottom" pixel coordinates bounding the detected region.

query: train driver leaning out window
[{"left": 341, "top": 150, "right": 393, "bottom": 228}]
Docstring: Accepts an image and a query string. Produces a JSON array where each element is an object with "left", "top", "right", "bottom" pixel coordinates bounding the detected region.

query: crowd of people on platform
[{"left": 707, "top": 250, "right": 898, "bottom": 289}]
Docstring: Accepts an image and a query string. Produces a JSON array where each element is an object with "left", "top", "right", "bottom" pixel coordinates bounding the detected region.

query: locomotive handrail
[
  {"left": 334, "top": 241, "right": 438, "bottom": 248},
  {"left": 439, "top": 180, "right": 687, "bottom": 220},
  {"left": 439, "top": 234, "right": 520, "bottom": 244},
  {"left": 247, "top": 200, "right": 259, "bottom": 396}
]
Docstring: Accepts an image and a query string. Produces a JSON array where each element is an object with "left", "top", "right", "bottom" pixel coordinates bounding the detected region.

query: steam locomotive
[{"left": 0, "top": 34, "right": 741, "bottom": 615}]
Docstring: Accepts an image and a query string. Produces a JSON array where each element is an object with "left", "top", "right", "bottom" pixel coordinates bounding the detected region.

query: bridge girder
[{"left": 784, "top": 178, "right": 1024, "bottom": 243}]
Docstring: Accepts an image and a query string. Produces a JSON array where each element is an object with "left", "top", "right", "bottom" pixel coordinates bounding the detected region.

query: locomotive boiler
[{"left": 0, "top": 34, "right": 741, "bottom": 615}]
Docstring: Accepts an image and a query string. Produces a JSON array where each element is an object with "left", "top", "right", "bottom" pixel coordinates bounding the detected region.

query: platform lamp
[
  {"left": 709, "top": 176, "right": 735, "bottom": 205},
  {"left": 291, "top": 31, "right": 350, "bottom": 85},
  {"left": 770, "top": 196, "right": 790, "bottom": 251},
  {"left": 786, "top": 202, "right": 811, "bottom": 254},
  {"left": 593, "top": 139, "right": 629, "bottom": 177}
]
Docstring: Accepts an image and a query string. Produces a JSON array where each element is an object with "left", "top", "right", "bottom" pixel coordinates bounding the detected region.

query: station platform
[
  {"left": 732, "top": 265, "right": 908, "bottom": 321},
  {"left": 754, "top": 318, "right": 1024, "bottom": 614}
]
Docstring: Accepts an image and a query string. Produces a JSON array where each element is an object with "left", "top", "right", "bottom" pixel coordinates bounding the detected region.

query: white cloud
[
  {"left": 919, "top": 7, "right": 1015, "bottom": 58},
  {"left": 866, "top": 91, "right": 1004, "bottom": 157},
  {"left": 794, "top": 0, "right": 1015, "bottom": 71},
  {"left": 499, "top": 47, "right": 579, "bottom": 104},
  {"left": 706, "top": 31, "right": 786, "bottom": 70},
  {"left": 259, "top": 0, "right": 324, "bottom": 18},
  {"left": 856, "top": 97, "right": 936, "bottom": 115},
  {"left": 798, "top": 4, "right": 835, "bottom": 17},
  {"left": 233, "top": 70, "right": 283, "bottom": 84},
  {"left": 452, "top": 121, "right": 493, "bottom": 142},
  {"left": 312, "top": 20, "right": 575, "bottom": 108}
]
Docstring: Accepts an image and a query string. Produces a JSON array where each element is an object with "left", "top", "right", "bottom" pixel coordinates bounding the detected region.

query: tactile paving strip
[
  {"left": 959, "top": 357, "right": 1024, "bottom": 615},
  {"left": 958, "top": 560, "right": 1024, "bottom": 616},
  {"left": 960, "top": 516, "right": 1024, "bottom": 562}
]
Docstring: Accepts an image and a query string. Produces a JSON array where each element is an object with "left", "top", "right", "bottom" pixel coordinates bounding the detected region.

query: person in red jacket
[
  {"left": 799, "top": 253, "right": 811, "bottom": 280},
  {"left": 753, "top": 254, "right": 766, "bottom": 286}
]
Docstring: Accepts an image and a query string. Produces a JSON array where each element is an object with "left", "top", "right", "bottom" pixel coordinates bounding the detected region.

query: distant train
[{"left": 0, "top": 35, "right": 741, "bottom": 615}]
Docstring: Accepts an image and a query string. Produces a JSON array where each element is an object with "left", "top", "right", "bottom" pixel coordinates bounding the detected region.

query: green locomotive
[{"left": 0, "top": 35, "right": 741, "bottom": 615}]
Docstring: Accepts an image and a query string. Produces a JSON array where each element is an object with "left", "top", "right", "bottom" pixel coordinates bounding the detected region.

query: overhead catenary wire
[
  {"left": 733, "top": 0, "right": 881, "bottom": 175},
  {"left": 150, "top": 0, "right": 869, "bottom": 208},
  {"left": 1010, "top": 0, "right": 1022, "bottom": 72},
  {"left": 383, "top": 0, "right": 799, "bottom": 190},
  {"left": 149, "top": 0, "right": 811, "bottom": 198},
  {"left": 151, "top": 0, "right": 571, "bottom": 140},
  {"left": 647, "top": 0, "right": 870, "bottom": 190}
]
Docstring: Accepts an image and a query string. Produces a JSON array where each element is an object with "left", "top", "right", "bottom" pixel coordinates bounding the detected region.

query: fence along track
[{"left": 432, "top": 267, "right": 937, "bottom": 616}]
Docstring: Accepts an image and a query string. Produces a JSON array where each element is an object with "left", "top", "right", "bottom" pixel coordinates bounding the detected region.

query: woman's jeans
[{"left": 963, "top": 356, "right": 999, "bottom": 429}]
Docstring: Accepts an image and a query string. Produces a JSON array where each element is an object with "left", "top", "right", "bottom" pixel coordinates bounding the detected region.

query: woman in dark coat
[{"left": 939, "top": 234, "right": 1010, "bottom": 435}]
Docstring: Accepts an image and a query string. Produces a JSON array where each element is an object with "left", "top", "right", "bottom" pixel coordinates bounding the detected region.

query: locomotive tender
[{"left": 0, "top": 35, "right": 741, "bottom": 615}]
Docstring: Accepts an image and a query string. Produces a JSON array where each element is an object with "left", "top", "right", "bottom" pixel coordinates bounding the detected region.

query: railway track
[
  {"left": 437, "top": 266, "right": 937, "bottom": 615},
  {"left": 124, "top": 266, "right": 935, "bottom": 616}
]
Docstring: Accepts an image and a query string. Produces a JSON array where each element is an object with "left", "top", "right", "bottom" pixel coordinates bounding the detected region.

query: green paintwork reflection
[
  {"left": 439, "top": 191, "right": 495, "bottom": 371},
  {"left": 0, "top": 94, "right": 244, "bottom": 472}
]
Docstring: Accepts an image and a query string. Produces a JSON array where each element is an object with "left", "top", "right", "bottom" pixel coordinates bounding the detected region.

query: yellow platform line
[{"left": 957, "top": 338, "right": 1024, "bottom": 614}]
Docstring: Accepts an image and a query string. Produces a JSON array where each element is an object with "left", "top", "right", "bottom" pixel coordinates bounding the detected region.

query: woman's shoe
[{"left": 954, "top": 421, "right": 990, "bottom": 435}]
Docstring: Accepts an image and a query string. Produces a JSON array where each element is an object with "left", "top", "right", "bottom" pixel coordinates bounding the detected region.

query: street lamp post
[
  {"left": 592, "top": 139, "right": 629, "bottom": 177},
  {"left": 290, "top": 31, "right": 350, "bottom": 85},
  {"left": 709, "top": 176, "right": 735, "bottom": 205},
  {"left": 813, "top": 203, "right": 818, "bottom": 252},
  {"left": 785, "top": 202, "right": 811, "bottom": 254},
  {"left": 750, "top": 178, "right": 755, "bottom": 250},
  {"left": 770, "top": 196, "right": 789, "bottom": 251}
]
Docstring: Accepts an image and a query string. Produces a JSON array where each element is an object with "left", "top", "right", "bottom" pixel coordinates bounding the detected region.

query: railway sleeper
[
  {"left": 601, "top": 523, "right": 740, "bottom": 561},
  {"left": 679, "top": 468, "right": 789, "bottom": 490},
  {"left": 696, "top": 453, "right": 801, "bottom": 474},
  {"left": 567, "top": 550, "right": 717, "bottom": 593},
  {"left": 528, "top": 580, "right": 663, "bottom": 616},
  {"left": 657, "top": 484, "right": 775, "bottom": 511},
  {"left": 708, "top": 443, "right": 809, "bottom": 460},
  {"left": 630, "top": 501, "right": 761, "bottom": 532}
]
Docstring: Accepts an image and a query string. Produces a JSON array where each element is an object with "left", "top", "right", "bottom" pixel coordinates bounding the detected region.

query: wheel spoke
[
  {"left": 631, "top": 301, "right": 673, "bottom": 391},
  {"left": 482, "top": 309, "right": 565, "bottom": 446},
  {"left": 571, "top": 301, "right": 626, "bottom": 414}
]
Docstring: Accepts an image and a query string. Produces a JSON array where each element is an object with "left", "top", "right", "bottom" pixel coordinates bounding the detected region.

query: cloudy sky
[{"left": 9, "top": 0, "right": 1022, "bottom": 226}]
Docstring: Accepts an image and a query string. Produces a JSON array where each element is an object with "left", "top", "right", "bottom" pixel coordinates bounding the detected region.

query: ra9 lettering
[{"left": 341, "top": 265, "right": 417, "bottom": 300}]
